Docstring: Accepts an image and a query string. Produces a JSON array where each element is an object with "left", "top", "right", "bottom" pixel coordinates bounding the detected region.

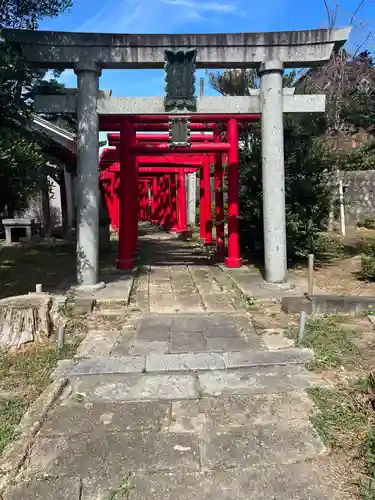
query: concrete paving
[{"left": 4, "top": 226, "right": 340, "bottom": 500}]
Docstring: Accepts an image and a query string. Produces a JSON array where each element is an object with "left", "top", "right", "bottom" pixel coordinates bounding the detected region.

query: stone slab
[
  {"left": 211, "top": 462, "right": 337, "bottom": 500},
  {"left": 262, "top": 330, "right": 296, "bottom": 350},
  {"left": 150, "top": 292, "right": 178, "bottom": 313},
  {"left": 81, "top": 472, "right": 211, "bottom": 500},
  {"left": 170, "top": 315, "right": 207, "bottom": 333},
  {"left": 206, "top": 337, "right": 248, "bottom": 352},
  {"left": 313, "top": 295, "right": 375, "bottom": 314},
  {"left": 198, "top": 365, "right": 327, "bottom": 397},
  {"left": 3, "top": 477, "right": 82, "bottom": 500},
  {"left": 222, "top": 347, "right": 314, "bottom": 369},
  {"left": 281, "top": 296, "right": 313, "bottom": 314},
  {"left": 174, "top": 292, "right": 204, "bottom": 313},
  {"left": 131, "top": 340, "right": 169, "bottom": 355},
  {"left": 205, "top": 325, "right": 240, "bottom": 338},
  {"left": 70, "top": 356, "right": 146, "bottom": 376},
  {"left": 39, "top": 401, "right": 170, "bottom": 436},
  {"left": 146, "top": 353, "right": 226, "bottom": 373},
  {"left": 137, "top": 320, "right": 171, "bottom": 341},
  {"left": 27, "top": 432, "right": 200, "bottom": 476},
  {"left": 170, "top": 332, "right": 206, "bottom": 353},
  {"left": 75, "top": 330, "right": 119, "bottom": 358},
  {"left": 169, "top": 393, "right": 313, "bottom": 433},
  {"left": 73, "top": 297, "right": 96, "bottom": 315},
  {"left": 202, "top": 293, "right": 235, "bottom": 312},
  {"left": 70, "top": 373, "right": 198, "bottom": 402},
  {"left": 201, "top": 422, "right": 325, "bottom": 469},
  {"left": 81, "top": 461, "right": 337, "bottom": 500},
  {"left": 206, "top": 314, "right": 237, "bottom": 327},
  {"left": 232, "top": 314, "right": 256, "bottom": 334}
]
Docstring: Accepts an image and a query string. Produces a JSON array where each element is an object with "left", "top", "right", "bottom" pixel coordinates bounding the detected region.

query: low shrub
[{"left": 361, "top": 240, "right": 375, "bottom": 279}]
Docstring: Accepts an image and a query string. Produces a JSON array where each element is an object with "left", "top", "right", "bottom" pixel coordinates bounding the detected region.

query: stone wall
[{"left": 342, "top": 170, "right": 375, "bottom": 227}]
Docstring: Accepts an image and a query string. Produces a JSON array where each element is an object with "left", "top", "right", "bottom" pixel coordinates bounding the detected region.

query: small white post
[
  {"left": 36, "top": 284, "right": 43, "bottom": 293},
  {"left": 57, "top": 325, "right": 65, "bottom": 350},
  {"left": 308, "top": 254, "right": 314, "bottom": 297},
  {"left": 338, "top": 170, "right": 346, "bottom": 237}
]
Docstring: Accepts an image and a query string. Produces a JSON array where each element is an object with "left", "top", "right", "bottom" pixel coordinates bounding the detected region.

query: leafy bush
[
  {"left": 361, "top": 240, "right": 375, "bottom": 279},
  {"left": 238, "top": 118, "right": 336, "bottom": 260},
  {"left": 358, "top": 217, "right": 375, "bottom": 230}
]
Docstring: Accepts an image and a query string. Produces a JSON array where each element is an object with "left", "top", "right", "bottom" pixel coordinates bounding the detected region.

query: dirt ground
[{"left": 292, "top": 229, "right": 375, "bottom": 296}]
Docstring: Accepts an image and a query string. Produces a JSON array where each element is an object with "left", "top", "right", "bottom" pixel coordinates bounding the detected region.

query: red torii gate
[{"left": 99, "top": 114, "right": 260, "bottom": 271}]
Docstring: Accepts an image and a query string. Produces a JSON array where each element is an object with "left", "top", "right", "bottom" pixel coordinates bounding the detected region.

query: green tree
[
  {"left": 207, "top": 68, "right": 334, "bottom": 260},
  {"left": 0, "top": 0, "right": 73, "bottom": 214}
]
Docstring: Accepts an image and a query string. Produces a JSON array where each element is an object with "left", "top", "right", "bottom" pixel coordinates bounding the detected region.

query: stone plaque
[
  {"left": 164, "top": 48, "right": 197, "bottom": 113},
  {"left": 168, "top": 117, "right": 191, "bottom": 148}
]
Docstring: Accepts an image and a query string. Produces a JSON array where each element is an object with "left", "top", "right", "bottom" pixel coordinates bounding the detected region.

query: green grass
[
  {"left": 0, "top": 340, "right": 80, "bottom": 455},
  {"left": 286, "top": 316, "right": 358, "bottom": 370},
  {"left": 307, "top": 377, "right": 375, "bottom": 499}
]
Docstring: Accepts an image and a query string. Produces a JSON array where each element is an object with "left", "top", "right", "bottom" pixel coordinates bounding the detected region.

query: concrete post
[
  {"left": 178, "top": 169, "right": 188, "bottom": 234},
  {"left": 74, "top": 62, "right": 104, "bottom": 290},
  {"left": 259, "top": 60, "right": 288, "bottom": 284}
]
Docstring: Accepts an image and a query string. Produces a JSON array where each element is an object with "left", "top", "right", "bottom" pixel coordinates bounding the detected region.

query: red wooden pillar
[
  {"left": 203, "top": 152, "right": 213, "bottom": 245},
  {"left": 224, "top": 119, "right": 242, "bottom": 268},
  {"left": 178, "top": 168, "right": 187, "bottom": 233},
  {"left": 117, "top": 120, "right": 137, "bottom": 270},
  {"left": 113, "top": 171, "right": 120, "bottom": 232},
  {"left": 170, "top": 173, "right": 178, "bottom": 231},
  {"left": 214, "top": 132, "right": 225, "bottom": 257},
  {"left": 199, "top": 164, "right": 206, "bottom": 241},
  {"left": 133, "top": 155, "right": 139, "bottom": 254}
]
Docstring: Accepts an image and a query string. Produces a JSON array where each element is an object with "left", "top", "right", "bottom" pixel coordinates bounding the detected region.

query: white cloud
[{"left": 160, "top": 0, "right": 236, "bottom": 13}]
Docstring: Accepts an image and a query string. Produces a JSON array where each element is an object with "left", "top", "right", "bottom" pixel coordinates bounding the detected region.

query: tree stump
[{"left": 0, "top": 294, "right": 52, "bottom": 351}]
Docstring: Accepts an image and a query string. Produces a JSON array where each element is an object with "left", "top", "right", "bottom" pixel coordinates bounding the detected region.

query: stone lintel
[
  {"left": 3, "top": 28, "right": 351, "bottom": 69},
  {"left": 34, "top": 94, "right": 326, "bottom": 115}
]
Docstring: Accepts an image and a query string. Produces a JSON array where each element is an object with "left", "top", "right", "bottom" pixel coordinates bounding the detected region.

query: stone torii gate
[{"left": 3, "top": 28, "right": 350, "bottom": 291}]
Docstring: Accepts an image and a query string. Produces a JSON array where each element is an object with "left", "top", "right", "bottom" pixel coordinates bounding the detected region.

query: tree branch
[{"left": 350, "top": 0, "right": 365, "bottom": 25}]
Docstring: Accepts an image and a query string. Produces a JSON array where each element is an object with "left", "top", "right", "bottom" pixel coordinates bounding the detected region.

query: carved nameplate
[
  {"left": 164, "top": 48, "right": 197, "bottom": 113},
  {"left": 168, "top": 116, "right": 191, "bottom": 147}
]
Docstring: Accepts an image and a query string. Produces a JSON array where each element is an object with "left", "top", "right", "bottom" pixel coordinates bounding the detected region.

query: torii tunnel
[{"left": 99, "top": 114, "right": 260, "bottom": 270}]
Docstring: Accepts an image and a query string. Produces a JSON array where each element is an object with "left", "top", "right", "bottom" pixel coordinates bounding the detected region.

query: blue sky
[{"left": 39, "top": 0, "right": 375, "bottom": 98}]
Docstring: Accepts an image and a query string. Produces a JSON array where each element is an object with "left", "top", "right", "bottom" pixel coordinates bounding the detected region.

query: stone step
[
  {"left": 68, "top": 365, "right": 327, "bottom": 403},
  {"left": 4, "top": 461, "right": 337, "bottom": 500},
  {"left": 69, "top": 347, "right": 314, "bottom": 376}
]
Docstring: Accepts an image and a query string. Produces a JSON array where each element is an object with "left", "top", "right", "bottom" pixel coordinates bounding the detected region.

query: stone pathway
[{"left": 4, "top": 227, "right": 339, "bottom": 500}]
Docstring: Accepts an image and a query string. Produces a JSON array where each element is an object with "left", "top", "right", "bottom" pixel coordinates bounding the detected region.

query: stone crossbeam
[
  {"left": 35, "top": 94, "right": 326, "bottom": 115},
  {"left": 3, "top": 28, "right": 351, "bottom": 69}
]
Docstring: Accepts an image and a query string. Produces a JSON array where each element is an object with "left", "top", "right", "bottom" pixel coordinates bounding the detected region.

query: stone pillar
[
  {"left": 187, "top": 172, "right": 197, "bottom": 226},
  {"left": 74, "top": 62, "right": 104, "bottom": 290},
  {"left": 224, "top": 119, "right": 242, "bottom": 268},
  {"left": 151, "top": 176, "right": 158, "bottom": 223},
  {"left": 117, "top": 119, "right": 136, "bottom": 270},
  {"left": 259, "top": 60, "right": 287, "bottom": 284},
  {"left": 178, "top": 169, "right": 188, "bottom": 234}
]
